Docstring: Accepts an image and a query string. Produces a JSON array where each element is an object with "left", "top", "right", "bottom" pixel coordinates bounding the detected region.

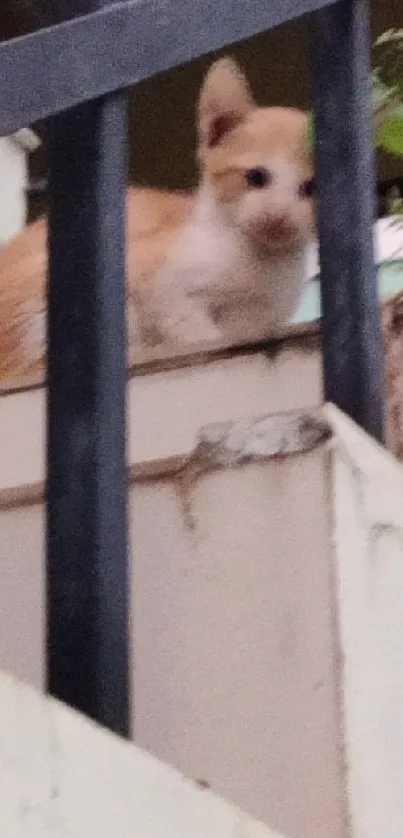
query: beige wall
[
  {"left": 2, "top": 323, "right": 403, "bottom": 837},
  {"left": 0, "top": 406, "right": 346, "bottom": 838},
  {"left": 0, "top": 336, "right": 322, "bottom": 492}
]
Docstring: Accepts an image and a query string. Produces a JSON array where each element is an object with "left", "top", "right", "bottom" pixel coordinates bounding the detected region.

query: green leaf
[
  {"left": 306, "top": 33, "right": 403, "bottom": 159},
  {"left": 376, "top": 107, "right": 403, "bottom": 156},
  {"left": 306, "top": 112, "right": 314, "bottom": 152}
]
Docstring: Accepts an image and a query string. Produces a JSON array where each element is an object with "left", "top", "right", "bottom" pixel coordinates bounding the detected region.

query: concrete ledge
[{"left": 0, "top": 667, "right": 287, "bottom": 838}]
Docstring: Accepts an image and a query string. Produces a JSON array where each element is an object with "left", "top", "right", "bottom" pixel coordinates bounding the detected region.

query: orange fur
[
  {"left": 0, "top": 188, "right": 194, "bottom": 379},
  {"left": 0, "top": 57, "right": 315, "bottom": 383}
]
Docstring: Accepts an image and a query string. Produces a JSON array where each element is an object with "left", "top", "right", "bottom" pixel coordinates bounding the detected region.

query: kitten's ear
[{"left": 198, "top": 58, "right": 255, "bottom": 156}]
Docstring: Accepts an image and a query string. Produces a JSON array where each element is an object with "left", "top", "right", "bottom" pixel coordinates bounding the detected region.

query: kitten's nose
[{"left": 264, "top": 215, "right": 290, "bottom": 236}]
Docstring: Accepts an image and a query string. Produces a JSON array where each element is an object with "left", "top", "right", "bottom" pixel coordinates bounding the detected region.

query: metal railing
[{"left": 0, "top": 0, "right": 383, "bottom": 737}]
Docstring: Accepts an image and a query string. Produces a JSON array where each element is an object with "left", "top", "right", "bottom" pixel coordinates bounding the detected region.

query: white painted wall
[
  {"left": 0, "top": 668, "right": 288, "bottom": 838},
  {"left": 332, "top": 407, "right": 403, "bottom": 838}
]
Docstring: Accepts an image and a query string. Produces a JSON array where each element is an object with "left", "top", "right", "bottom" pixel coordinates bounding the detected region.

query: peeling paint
[
  {"left": 174, "top": 409, "right": 332, "bottom": 531},
  {"left": 192, "top": 411, "right": 331, "bottom": 468}
]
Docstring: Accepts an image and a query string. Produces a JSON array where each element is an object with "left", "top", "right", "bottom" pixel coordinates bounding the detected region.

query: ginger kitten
[{"left": 0, "top": 58, "right": 315, "bottom": 382}]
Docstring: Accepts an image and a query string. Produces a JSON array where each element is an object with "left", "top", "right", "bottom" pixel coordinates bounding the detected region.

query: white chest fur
[{"left": 153, "top": 192, "right": 307, "bottom": 345}]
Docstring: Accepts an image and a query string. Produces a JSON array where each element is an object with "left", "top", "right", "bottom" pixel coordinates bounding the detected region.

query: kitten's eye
[
  {"left": 245, "top": 167, "right": 271, "bottom": 189},
  {"left": 299, "top": 179, "right": 315, "bottom": 199}
]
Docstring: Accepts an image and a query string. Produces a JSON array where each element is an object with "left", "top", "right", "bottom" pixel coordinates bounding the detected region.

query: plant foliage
[{"left": 308, "top": 29, "right": 403, "bottom": 158}]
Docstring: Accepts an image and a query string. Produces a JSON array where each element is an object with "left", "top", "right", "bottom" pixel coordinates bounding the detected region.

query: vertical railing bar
[
  {"left": 312, "top": 0, "right": 384, "bottom": 442},
  {"left": 46, "top": 0, "right": 130, "bottom": 736}
]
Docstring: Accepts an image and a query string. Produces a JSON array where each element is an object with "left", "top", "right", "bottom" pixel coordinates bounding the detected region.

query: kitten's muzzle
[
  {"left": 260, "top": 214, "right": 293, "bottom": 238},
  {"left": 252, "top": 214, "right": 297, "bottom": 249}
]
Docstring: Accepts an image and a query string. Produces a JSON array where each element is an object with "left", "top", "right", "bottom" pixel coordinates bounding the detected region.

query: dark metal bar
[
  {"left": 312, "top": 0, "right": 384, "bottom": 441},
  {"left": 46, "top": 1, "right": 130, "bottom": 736},
  {"left": 0, "top": 0, "right": 339, "bottom": 137}
]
